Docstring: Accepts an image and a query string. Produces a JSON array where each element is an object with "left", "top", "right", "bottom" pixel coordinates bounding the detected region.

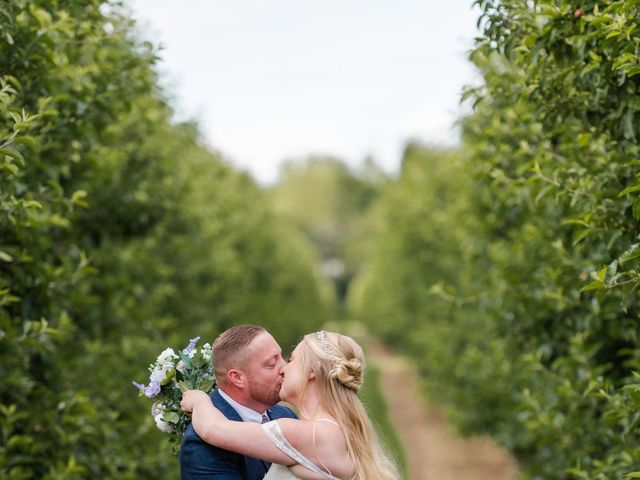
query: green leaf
[
  {"left": 619, "top": 184, "right": 640, "bottom": 197},
  {"left": 14, "top": 136, "right": 37, "bottom": 148},
  {"left": 0, "top": 163, "right": 19, "bottom": 175},
  {"left": 597, "top": 266, "right": 607, "bottom": 282},
  {"left": 581, "top": 280, "right": 604, "bottom": 292},
  {"left": 572, "top": 229, "right": 591, "bottom": 246},
  {"left": 179, "top": 352, "right": 193, "bottom": 368},
  {"left": 562, "top": 218, "right": 591, "bottom": 228},
  {"left": 198, "top": 379, "right": 216, "bottom": 393},
  {"left": 4, "top": 75, "right": 21, "bottom": 91},
  {"left": 620, "top": 243, "right": 640, "bottom": 265},
  {"left": 70, "top": 190, "right": 89, "bottom": 207},
  {"left": 627, "top": 66, "right": 640, "bottom": 78},
  {"left": 176, "top": 381, "right": 190, "bottom": 393},
  {"left": 161, "top": 368, "right": 176, "bottom": 385},
  {"left": 23, "top": 200, "right": 42, "bottom": 209},
  {"left": 624, "top": 473, "right": 640, "bottom": 478},
  {"left": 163, "top": 411, "right": 180, "bottom": 424},
  {"left": 13, "top": 121, "right": 30, "bottom": 131},
  {"left": 192, "top": 355, "right": 206, "bottom": 369},
  {"left": 0, "top": 147, "right": 24, "bottom": 162}
]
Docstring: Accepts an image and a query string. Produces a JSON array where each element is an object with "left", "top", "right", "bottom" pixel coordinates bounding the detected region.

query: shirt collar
[{"left": 218, "top": 388, "right": 267, "bottom": 424}]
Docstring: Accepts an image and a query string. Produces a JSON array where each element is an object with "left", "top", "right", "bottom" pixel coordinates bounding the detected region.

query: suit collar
[{"left": 211, "top": 389, "right": 244, "bottom": 422}]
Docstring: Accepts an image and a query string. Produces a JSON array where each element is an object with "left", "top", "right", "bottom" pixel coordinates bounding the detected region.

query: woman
[{"left": 181, "top": 331, "right": 398, "bottom": 480}]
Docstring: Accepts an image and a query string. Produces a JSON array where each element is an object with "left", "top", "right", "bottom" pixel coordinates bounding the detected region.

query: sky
[{"left": 129, "top": 1, "right": 481, "bottom": 184}]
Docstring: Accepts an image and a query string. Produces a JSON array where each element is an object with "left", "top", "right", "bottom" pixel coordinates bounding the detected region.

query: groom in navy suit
[{"left": 180, "top": 325, "right": 297, "bottom": 479}]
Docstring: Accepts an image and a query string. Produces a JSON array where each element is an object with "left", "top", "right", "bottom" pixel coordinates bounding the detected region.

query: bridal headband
[{"left": 314, "top": 331, "right": 339, "bottom": 365}]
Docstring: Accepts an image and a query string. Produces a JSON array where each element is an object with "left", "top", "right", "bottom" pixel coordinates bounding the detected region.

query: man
[{"left": 180, "top": 325, "right": 297, "bottom": 479}]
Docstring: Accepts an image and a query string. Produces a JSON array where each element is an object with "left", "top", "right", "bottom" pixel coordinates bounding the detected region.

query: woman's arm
[{"left": 180, "top": 390, "right": 296, "bottom": 465}]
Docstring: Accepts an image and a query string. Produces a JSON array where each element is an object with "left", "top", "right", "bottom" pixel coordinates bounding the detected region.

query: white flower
[
  {"left": 154, "top": 413, "right": 174, "bottom": 433},
  {"left": 150, "top": 365, "right": 169, "bottom": 384},
  {"left": 201, "top": 343, "right": 212, "bottom": 360},
  {"left": 157, "top": 348, "right": 178, "bottom": 365},
  {"left": 151, "top": 402, "right": 162, "bottom": 417}
]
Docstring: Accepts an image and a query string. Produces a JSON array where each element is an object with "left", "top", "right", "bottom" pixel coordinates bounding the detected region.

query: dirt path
[{"left": 364, "top": 336, "right": 519, "bottom": 480}]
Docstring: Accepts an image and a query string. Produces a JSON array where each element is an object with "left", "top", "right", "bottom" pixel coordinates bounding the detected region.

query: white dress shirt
[{"left": 218, "top": 388, "right": 269, "bottom": 424}]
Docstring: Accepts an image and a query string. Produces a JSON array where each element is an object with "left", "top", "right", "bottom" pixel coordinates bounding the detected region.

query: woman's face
[{"left": 280, "top": 343, "right": 306, "bottom": 403}]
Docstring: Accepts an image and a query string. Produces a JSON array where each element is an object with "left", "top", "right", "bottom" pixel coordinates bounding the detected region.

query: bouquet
[{"left": 132, "top": 336, "right": 216, "bottom": 453}]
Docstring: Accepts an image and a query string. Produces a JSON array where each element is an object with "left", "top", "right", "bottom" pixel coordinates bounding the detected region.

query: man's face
[{"left": 244, "top": 332, "right": 286, "bottom": 409}]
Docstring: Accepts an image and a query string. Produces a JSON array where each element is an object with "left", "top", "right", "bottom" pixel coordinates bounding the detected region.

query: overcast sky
[{"left": 129, "top": 1, "right": 481, "bottom": 184}]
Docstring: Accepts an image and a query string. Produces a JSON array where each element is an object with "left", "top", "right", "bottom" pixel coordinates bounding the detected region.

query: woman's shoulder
[
  {"left": 269, "top": 417, "right": 313, "bottom": 440},
  {"left": 273, "top": 417, "right": 348, "bottom": 459},
  {"left": 263, "top": 420, "right": 350, "bottom": 480}
]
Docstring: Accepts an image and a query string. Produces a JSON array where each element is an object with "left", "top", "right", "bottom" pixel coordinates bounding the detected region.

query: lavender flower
[
  {"left": 182, "top": 336, "right": 201, "bottom": 356},
  {"left": 132, "top": 380, "right": 161, "bottom": 398},
  {"left": 144, "top": 381, "right": 161, "bottom": 398}
]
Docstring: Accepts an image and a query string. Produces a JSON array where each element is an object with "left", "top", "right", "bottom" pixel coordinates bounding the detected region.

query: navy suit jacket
[{"left": 180, "top": 389, "right": 297, "bottom": 480}]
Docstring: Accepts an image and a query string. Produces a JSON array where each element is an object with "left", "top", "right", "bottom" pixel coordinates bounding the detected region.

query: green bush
[
  {"left": 353, "top": 2, "right": 640, "bottom": 478},
  {"left": 0, "top": 1, "right": 328, "bottom": 478}
]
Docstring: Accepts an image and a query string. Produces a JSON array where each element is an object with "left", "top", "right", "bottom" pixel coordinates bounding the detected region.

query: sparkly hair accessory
[{"left": 314, "top": 331, "right": 339, "bottom": 365}]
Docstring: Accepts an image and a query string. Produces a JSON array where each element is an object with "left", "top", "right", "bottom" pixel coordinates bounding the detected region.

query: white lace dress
[{"left": 261, "top": 420, "right": 342, "bottom": 480}]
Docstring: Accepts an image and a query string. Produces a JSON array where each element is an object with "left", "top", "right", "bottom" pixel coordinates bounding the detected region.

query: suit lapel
[
  {"left": 211, "top": 389, "right": 271, "bottom": 478},
  {"left": 211, "top": 389, "right": 243, "bottom": 421}
]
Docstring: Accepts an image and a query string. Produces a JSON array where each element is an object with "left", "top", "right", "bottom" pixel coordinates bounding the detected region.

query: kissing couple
[{"left": 179, "top": 324, "right": 398, "bottom": 480}]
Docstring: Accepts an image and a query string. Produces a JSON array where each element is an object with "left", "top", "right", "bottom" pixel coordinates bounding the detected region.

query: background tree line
[
  {"left": 4, "top": 0, "right": 640, "bottom": 479},
  {"left": 352, "top": 1, "right": 640, "bottom": 479},
  {"left": 1, "top": 1, "right": 329, "bottom": 478}
]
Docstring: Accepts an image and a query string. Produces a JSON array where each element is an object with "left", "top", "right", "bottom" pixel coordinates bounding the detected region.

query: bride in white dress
[{"left": 181, "top": 331, "right": 398, "bottom": 480}]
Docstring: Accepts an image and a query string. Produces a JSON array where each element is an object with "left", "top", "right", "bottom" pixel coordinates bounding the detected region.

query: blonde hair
[{"left": 296, "top": 331, "right": 399, "bottom": 480}]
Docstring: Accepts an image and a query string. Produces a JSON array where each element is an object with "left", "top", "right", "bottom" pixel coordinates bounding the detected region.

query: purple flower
[
  {"left": 182, "top": 336, "right": 201, "bottom": 356},
  {"left": 133, "top": 380, "right": 161, "bottom": 398},
  {"left": 144, "top": 381, "right": 161, "bottom": 398}
]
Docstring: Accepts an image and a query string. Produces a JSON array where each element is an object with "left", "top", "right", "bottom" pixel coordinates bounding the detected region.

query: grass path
[{"left": 363, "top": 334, "right": 519, "bottom": 480}]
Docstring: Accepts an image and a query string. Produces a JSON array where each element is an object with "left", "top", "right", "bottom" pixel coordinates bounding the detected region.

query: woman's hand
[{"left": 180, "top": 389, "right": 211, "bottom": 414}]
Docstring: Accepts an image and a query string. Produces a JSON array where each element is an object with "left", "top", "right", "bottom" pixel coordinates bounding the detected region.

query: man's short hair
[{"left": 212, "top": 324, "right": 266, "bottom": 380}]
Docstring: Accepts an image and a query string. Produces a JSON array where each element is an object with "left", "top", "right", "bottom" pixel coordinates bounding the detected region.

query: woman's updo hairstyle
[
  {"left": 297, "top": 332, "right": 399, "bottom": 480},
  {"left": 296, "top": 331, "right": 400, "bottom": 480},
  {"left": 303, "top": 331, "right": 364, "bottom": 392}
]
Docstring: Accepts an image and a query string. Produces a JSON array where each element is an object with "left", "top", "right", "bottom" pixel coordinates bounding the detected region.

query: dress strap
[
  {"left": 315, "top": 418, "right": 340, "bottom": 427},
  {"left": 261, "top": 420, "right": 341, "bottom": 480}
]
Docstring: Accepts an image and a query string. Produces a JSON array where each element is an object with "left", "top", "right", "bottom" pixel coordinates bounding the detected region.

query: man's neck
[{"left": 218, "top": 388, "right": 267, "bottom": 424}]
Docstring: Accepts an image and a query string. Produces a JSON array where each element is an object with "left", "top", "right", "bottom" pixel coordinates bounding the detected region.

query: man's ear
[{"left": 227, "top": 369, "right": 245, "bottom": 388}]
